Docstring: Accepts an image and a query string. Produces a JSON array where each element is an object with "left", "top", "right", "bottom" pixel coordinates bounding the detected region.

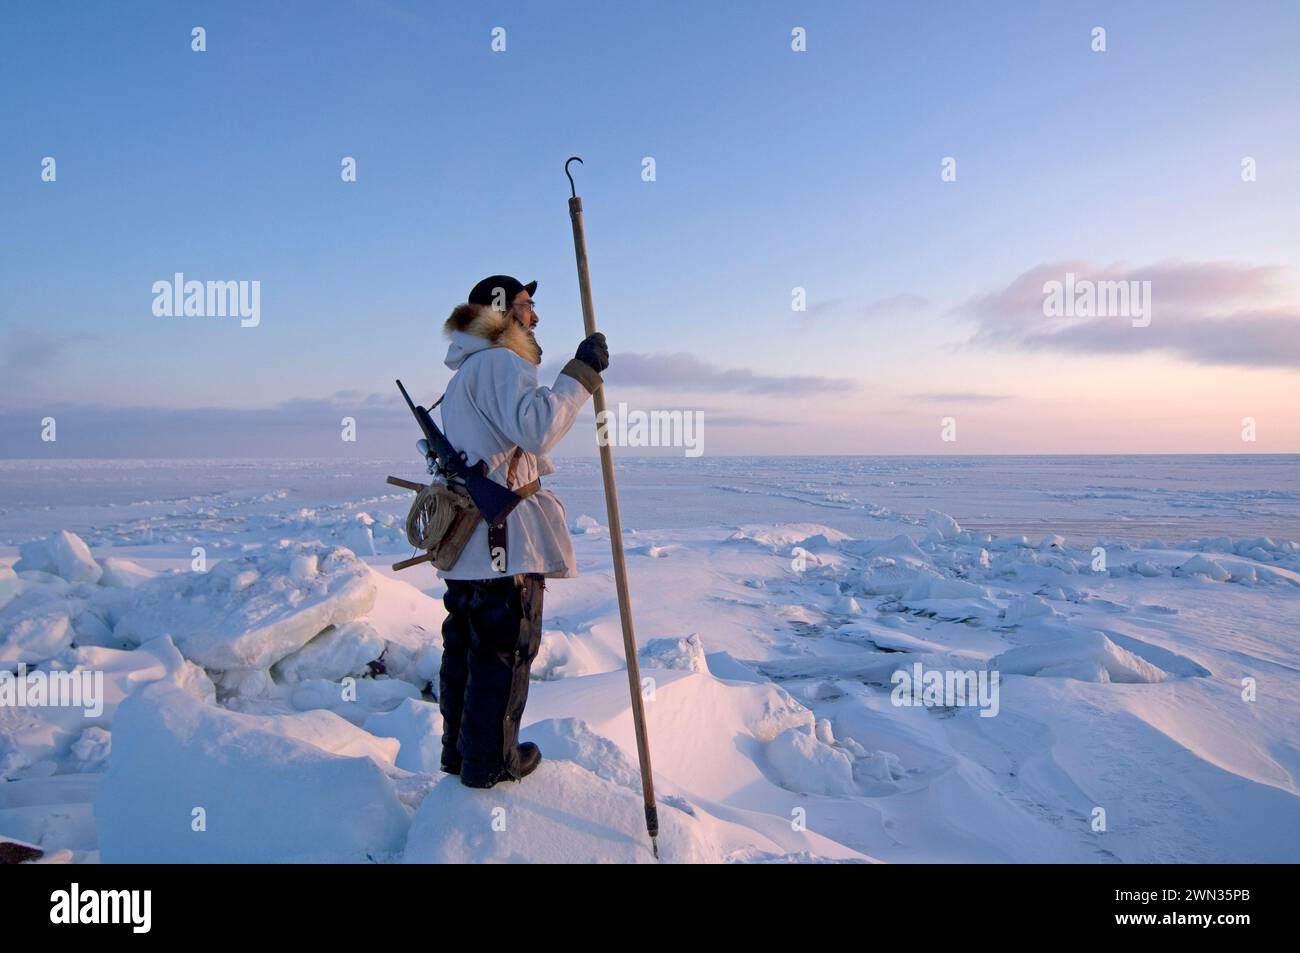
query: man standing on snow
[{"left": 435, "top": 275, "right": 609, "bottom": 789}]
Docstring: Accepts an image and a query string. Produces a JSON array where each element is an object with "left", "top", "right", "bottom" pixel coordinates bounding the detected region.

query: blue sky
[{"left": 2, "top": 0, "right": 1297, "bottom": 457}]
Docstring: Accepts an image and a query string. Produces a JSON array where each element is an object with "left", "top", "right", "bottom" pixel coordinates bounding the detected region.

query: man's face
[{"left": 510, "top": 290, "right": 538, "bottom": 330}]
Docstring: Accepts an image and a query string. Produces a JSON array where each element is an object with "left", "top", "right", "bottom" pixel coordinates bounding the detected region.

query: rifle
[{"left": 395, "top": 379, "right": 523, "bottom": 525}]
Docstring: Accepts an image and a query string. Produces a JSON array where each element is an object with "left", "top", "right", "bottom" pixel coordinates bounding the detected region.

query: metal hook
[{"left": 565, "top": 156, "right": 583, "bottom": 198}]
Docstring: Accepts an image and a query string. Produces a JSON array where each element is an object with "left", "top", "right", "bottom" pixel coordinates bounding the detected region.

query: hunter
[{"left": 435, "top": 274, "right": 608, "bottom": 788}]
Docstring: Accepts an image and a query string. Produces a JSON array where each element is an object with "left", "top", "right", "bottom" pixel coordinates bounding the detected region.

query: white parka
[{"left": 434, "top": 303, "right": 601, "bottom": 580}]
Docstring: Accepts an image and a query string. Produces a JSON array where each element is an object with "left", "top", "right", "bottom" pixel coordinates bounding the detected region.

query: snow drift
[{"left": 95, "top": 681, "right": 409, "bottom": 863}]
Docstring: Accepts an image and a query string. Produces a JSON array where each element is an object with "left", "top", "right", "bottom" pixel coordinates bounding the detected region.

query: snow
[
  {"left": 97, "top": 557, "right": 153, "bottom": 589},
  {"left": 860, "top": 557, "right": 935, "bottom": 596},
  {"left": 533, "top": 628, "right": 614, "bottom": 680},
  {"left": 288, "top": 676, "right": 422, "bottom": 725},
  {"left": 113, "top": 543, "right": 376, "bottom": 671},
  {"left": 924, "top": 509, "right": 962, "bottom": 542},
  {"left": 1174, "top": 553, "right": 1231, "bottom": 582},
  {"left": 863, "top": 533, "right": 929, "bottom": 560},
  {"left": 95, "top": 681, "right": 409, "bottom": 863},
  {"left": 991, "top": 630, "right": 1168, "bottom": 683},
  {"left": 271, "top": 621, "right": 386, "bottom": 683},
  {"left": 638, "top": 633, "right": 707, "bottom": 673},
  {"left": 364, "top": 698, "right": 444, "bottom": 773},
  {"left": 403, "top": 758, "right": 719, "bottom": 864},
  {"left": 2, "top": 637, "right": 214, "bottom": 781},
  {"left": 1001, "top": 594, "right": 1058, "bottom": 626},
  {"left": 765, "top": 725, "right": 858, "bottom": 796},
  {"left": 0, "top": 594, "right": 73, "bottom": 665},
  {"left": 570, "top": 514, "right": 602, "bottom": 534},
  {"left": 2, "top": 456, "right": 1298, "bottom": 863},
  {"left": 0, "top": 567, "right": 22, "bottom": 610},
  {"left": 16, "top": 531, "right": 102, "bottom": 585}
]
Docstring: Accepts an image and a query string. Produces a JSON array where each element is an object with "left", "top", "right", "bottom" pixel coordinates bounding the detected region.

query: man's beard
[{"left": 514, "top": 315, "right": 541, "bottom": 361}]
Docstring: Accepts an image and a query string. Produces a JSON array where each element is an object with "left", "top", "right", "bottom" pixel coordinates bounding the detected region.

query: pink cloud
[{"left": 958, "top": 260, "right": 1300, "bottom": 368}]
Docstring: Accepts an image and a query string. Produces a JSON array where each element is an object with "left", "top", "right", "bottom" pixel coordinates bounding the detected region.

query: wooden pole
[{"left": 566, "top": 158, "right": 659, "bottom": 858}]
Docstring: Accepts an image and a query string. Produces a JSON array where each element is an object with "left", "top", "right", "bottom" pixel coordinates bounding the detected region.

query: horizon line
[{"left": 1, "top": 451, "right": 1297, "bottom": 464}]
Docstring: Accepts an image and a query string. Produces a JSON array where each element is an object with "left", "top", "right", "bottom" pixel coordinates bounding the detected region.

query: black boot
[
  {"left": 460, "top": 742, "right": 542, "bottom": 789},
  {"left": 454, "top": 574, "right": 546, "bottom": 788}
]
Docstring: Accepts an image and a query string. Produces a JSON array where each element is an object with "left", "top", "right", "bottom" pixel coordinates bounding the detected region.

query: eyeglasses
[{"left": 512, "top": 299, "right": 537, "bottom": 313}]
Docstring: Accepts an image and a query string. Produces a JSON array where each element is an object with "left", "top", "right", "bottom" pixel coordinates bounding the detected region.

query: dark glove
[{"left": 574, "top": 332, "right": 609, "bottom": 373}]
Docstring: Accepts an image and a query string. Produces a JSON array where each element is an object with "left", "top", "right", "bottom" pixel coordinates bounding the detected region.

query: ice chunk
[
  {"left": 1226, "top": 563, "right": 1257, "bottom": 585},
  {"left": 0, "top": 567, "right": 22, "bottom": 611},
  {"left": 854, "top": 749, "right": 904, "bottom": 784},
  {"left": 289, "top": 554, "right": 319, "bottom": 581},
  {"left": 69, "top": 726, "right": 112, "bottom": 771},
  {"left": 71, "top": 607, "right": 116, "bottom": 647},
  {"left": 987, "top": 535, "right": 1032, "bottom": 551},
  {"left": 533, "top": 630, "right": 607, "bottom": 681},
  {"left": 1037, "top": 660, "right": 1111, "bottom": 682},
  {"left": 342, "top": 516, "right": 377, "bottom": 557},
  {"left": 991, "top": 631, "right": 1167, "bottom": 683},
  {"left": 289, "top": 677, "right": 421, "bottom": 725},
  {"left": 864, "top": 534, "right": 928, "bottom": 560},
  {"left": 272, "top": 621, "right": 386, "bottom": 684},
  {"left": 113, "top": 545, "right": 377, "bottom": 671},
  {"left": 860, "top": 557, "right": 938, "bottom": 597},
  {"left": 905, "top": 575, "right": 987, "bottom": 601},
  {"left": 95, "top": 681, "right": 408, "bottom": 862},
  {"left": 638, "top": 633, "right": 706, "bottom": 673},
  {"left": 900, "top": 574, "right": 998, "bottom": 622},
  {"left": 570, "top": 514, "right": 602, "bottom": 534},
  {"left": 1234, "top": 536, "right": 1278, "bottom": 556},
  {"left": 411, "top": 644, "right": 442, "bottom": 686},
  {"left": 815, "top": 718, "right": 836, "bottom": 745},
  {"left": 521, "top": 717, "right": 643, "bottom": 793},
  {"left": 746, "top": 685, "right": 815, "bottom": 742},
  {"left": 1174, "top": 554, "right": 1231, "bottom": 582},
  {"left": 16, "top": 531, "right": 102, "bottom": 585},
  {"left": 795, "top": 532, "right": 843, "bottom": 554},
  {"left": 924, "top": 509, "right": 962, "bottom": 541},
  {"left": 833, "top": 594, "right": 862, "bottom": 615},
  {"left": 215, "top": 668, "right": 276, "bottom": 700},
  {"left": 765, "top": 726, "right": 858, "bottom": 796},
  {"left": 1001, "top": 594, "right": 1058, "bottom": 626},
  {"left": 229, "top": 569, "right": 259, "bottom": 593},
  {"left": 0, "top": 590, "right": 73, "bottom": 665},
  {"left": 1, "top": 637, "right": 217, "bottom": 779},
  {"left": 97, "top": 557, "right": 154, "bottom": 589},
  {"left": 363, "top": 698, "right": 443, "bottom": 773}
]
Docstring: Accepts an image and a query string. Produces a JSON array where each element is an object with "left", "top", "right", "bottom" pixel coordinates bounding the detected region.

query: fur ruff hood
[{"left": 443, "top": 303, "right": 542, "bottom": 367}]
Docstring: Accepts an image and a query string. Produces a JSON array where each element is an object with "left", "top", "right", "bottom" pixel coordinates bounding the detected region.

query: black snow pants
[{"left": 438, "top": 573, "right": 545, "bottom": 782}]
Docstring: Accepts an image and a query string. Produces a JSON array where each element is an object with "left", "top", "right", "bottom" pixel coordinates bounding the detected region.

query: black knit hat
[{"left": 468, "top": 275, "right": 537, "bottom": 311}]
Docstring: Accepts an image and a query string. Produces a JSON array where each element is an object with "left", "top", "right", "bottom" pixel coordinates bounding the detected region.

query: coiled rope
[{"left": 405, "top": 482, "right": 473, "bottom": 551}]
